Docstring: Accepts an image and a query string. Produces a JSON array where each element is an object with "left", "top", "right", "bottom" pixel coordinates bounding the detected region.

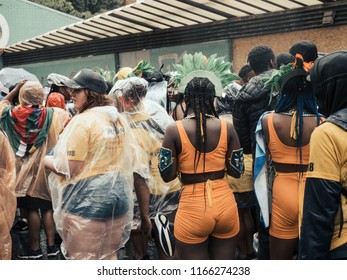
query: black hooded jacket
[
  {"left": 299, "top": 51, "right": 347, "bottom": 260},
  {"left": 232, "top": 69, "right": 278, "bottom": 155}
]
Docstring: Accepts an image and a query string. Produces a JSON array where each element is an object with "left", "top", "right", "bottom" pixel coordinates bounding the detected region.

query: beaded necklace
[
  {"left": 184, "top": 113, "right": 216, "bottom": 119},
  {"left": 278, "top": 109, "right": 315, "bottom": 117}
]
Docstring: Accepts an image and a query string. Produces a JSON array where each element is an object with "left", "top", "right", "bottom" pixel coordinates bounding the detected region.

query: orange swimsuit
[
  {"left": 267, "top": 113, "right": 309, "bottom": 239},
  {"left": 174, "top": 120, "right": 239, "bottom": 244}
]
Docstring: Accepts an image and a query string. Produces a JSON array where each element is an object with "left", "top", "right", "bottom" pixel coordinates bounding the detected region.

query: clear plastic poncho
[
  {"left": 145, "top": 80, "right": 168, "bottom": 110},
  {"left": 48, "top": 105, "right": 143, "bottom": 259},
  {"left": 109, "top": 78, "right": 180, "bottom": 231},
  {"left": 0, "top": 130, "right": 16, "bottom": 260},
  {"left": 0, "top": 98, "right": 69, "bottom": 200}
]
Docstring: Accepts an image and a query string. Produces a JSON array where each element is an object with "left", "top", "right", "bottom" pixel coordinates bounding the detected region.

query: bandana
[{"left": 1, "top": 105, "right": 54, "bottom": 157}]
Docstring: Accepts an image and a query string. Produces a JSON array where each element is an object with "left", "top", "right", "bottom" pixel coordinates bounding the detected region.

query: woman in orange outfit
[
  {"left": 259, "top": 49, "right": 322, "bottom": 259},
  {"left": 159, "top": 53, "right": 243, "bottom": 259}
]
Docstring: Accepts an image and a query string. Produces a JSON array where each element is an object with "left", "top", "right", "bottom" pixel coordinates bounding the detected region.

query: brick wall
[
  {"left": 232, "top": 25, "right": 347, "bottom": 73},
  {"left": 124, "top": 0, "right": 137, "bottom": 5}
]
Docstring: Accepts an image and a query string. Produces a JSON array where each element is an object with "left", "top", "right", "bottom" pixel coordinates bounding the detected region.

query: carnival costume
[{"left": 160, "top": 52, "right": 242, "bottom": 245}]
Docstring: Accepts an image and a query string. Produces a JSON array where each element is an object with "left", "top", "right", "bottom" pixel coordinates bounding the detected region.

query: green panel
[
  {"left": 150, "top": 40, "right": 232, "bottom": 73},
  {"left": 1, "top": 0, "right": 80, "bottom": 46},
  {"left": 15, "top": 54, "right": 117, "bottom": 86}
]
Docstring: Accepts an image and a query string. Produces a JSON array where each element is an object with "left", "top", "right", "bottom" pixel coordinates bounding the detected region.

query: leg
[
  {"left": 100, "top": 215, "right": 130, "bottom": 260},
  {"left": 270, "top": 235, "right": 298, "bottom": 260},
  {"left": 130, "top": 230, "right": 148, "bottom": 260},
  {"left": 174, "top": 238, "right": 209, "bottom": 260},
  {"left": 41, "top": 209, "right": 56, "bottom": 247},
  {"left": 62, "top": 213, "right": 106, "bottom": 259},
  {"left": 209, "top": 235, "right": 238, "bottom": 260},
  {"left": 243, "top": 207, "right": 256, "bottom": 257},
  {"left": 255, "top": 203, "right": 270, "bottom": 259},
  {"left": 236, "top": 208, "right": 247, "bottom": 259},
  {"left": 28, "top": 209, "right": 41, "bottom": 251}
]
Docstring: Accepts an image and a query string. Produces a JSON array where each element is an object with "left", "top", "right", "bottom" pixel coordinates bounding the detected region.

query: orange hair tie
[{"left": 292, "top": 53, "right": 314, "bottom": 72}]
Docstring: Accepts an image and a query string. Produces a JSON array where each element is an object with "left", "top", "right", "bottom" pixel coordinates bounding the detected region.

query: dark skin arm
[
  {"left": 133, "top": 172, "right": 152, "bottom": 238},
  {"left": 3, "top": 80, "right": 27, "bottom": 105},
  {"left": 160, "top": 123, "right": 180, "bottom": 183}
]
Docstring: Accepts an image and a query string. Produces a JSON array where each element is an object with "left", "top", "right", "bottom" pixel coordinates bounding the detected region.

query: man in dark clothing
[
  {"left": 232, "top": 45, "right": 278, "bottom": 260},
  {"left": 299, "top": 50, "right": 347, "bottom": 260},
  {"left": 232, "top": 46, "right": 278, "bottom": 156}
]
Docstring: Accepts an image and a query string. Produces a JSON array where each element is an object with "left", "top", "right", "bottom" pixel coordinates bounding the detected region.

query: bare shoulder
[{"left": 164, "top": 121, "right": 180, "bottom": 141}]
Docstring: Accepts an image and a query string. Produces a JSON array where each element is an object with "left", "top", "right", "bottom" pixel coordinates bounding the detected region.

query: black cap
[
  {"left": 289, "top": 40, "right": 318, "bottom": 62},
  {"left": 63, "top": 68, "right": 107, "bottom": 94}
]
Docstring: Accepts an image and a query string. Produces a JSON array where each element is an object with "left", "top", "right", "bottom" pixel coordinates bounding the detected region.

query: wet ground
[{"left": 11, "top": 222, "right": 158, "bottom": 260}]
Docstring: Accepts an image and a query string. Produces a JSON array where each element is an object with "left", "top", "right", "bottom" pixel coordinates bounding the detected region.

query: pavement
[{"left": 11, "top": 220, "right": 158, "bottom": 260}]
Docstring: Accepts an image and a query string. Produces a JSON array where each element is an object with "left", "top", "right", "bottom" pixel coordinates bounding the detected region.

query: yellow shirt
[
  {"left": 307, "top": 122, "right": 347, "bottom": 250},
  {"left": 64, "top": 108, "right": 127, "bottom": 183}
]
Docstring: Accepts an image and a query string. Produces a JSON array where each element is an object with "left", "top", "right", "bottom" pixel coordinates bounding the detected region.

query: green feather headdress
[
  {"left": 173, "top": 52, "right": 239, "bottom": 97},
  {"left": 131, "top": 60, "right": 155, "bottom": 77},
  {"left": 263, "top": 54, "right": 310, "bottom": 100}
]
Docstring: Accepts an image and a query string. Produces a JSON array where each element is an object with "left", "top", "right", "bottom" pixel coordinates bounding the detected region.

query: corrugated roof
[{"left": 3, "top": 0, "right": 324, "bottom": 54}]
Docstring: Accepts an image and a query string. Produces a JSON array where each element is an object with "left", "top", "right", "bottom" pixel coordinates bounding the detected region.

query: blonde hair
[{"left": 19, "top": 81, "right": 44, "bottom": 106}]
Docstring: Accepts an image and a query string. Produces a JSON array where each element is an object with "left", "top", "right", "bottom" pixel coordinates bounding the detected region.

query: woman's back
[{"left": 262, "top": 112, "right": 319, "bottom": 171}]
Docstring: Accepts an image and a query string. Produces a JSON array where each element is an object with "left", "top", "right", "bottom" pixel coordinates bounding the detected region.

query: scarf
[{"left": 1, "top": 105, "right": 54, "bottom": 157}]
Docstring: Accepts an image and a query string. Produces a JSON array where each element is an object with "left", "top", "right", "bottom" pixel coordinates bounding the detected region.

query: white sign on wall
[{"left": 0, "top": 14, "right": 10, "bottom": 48}]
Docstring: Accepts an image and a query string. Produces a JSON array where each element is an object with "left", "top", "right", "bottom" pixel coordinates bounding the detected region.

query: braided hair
[
  {"left": 184, "top": 77, "right": 219, "bottom": 173},
  {"left": 275, "top": 62, "right": 320, "bottom": 167}
]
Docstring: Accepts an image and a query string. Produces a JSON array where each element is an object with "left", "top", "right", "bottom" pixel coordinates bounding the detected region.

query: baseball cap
[
  {"left": 47, "top": 73, "right": 69, "bottom": 86},
  {"left": 63, "top": 68, "right": 107, "bottom": 94},
  {"left": 289, "top": 40, "right": 318, "bottom": 62}
]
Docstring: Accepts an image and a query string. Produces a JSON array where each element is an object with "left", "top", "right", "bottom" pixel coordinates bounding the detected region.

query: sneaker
[
  {"left": 153, "top": 213, "right": 175, "bottom": 257},
  {"left": 253, "top": 232, "right": 259, "bottom": 253},
  {"left": 13, "top": 220, "right": 29, "bottom": 233},
  {"left": 47, "top": 244, "right": 60, "bottom": 257},
  {"left": 18, "top": 248, "right": 43, "bottom": 260}
]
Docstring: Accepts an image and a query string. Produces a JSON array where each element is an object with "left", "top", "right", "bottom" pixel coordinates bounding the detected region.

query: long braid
[
  {"left": 275, "top": 77, "right": 319, "bottom": 169},
  {"left": 185, "top": 77, "right": 216, "bottom": 208}
]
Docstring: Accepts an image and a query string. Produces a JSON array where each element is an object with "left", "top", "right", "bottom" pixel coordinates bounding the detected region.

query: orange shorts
[
  {"left": 174, "top": 179, "right": 239, "bottom": 244},
  {"left": 270, "top": 172, "right": 306, "bottom": 239}
]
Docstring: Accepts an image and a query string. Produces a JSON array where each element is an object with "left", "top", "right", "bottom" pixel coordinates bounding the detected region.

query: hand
[
  {"left": 140, "top": 215, "right": 152, "bottom": 239},
  {"left": 16, "top": 80, "right": 28, "bottom": 89}
]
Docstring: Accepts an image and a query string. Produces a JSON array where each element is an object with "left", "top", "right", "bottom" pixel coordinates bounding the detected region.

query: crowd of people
[{"left": 0, "top": 40, "right": 346, "bottom": 260}]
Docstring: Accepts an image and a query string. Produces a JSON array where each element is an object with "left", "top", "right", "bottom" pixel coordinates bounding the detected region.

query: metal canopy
[{"left": 4, "top": 0, "right": 324, "bottom": 54}]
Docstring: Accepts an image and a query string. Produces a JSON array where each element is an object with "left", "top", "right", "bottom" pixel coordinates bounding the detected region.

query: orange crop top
[
  {"left": 267, "top": 113, "right": 310, "bottom": 165},
  {"left": 176, "top": 119, "right": 227, "bottom": 174}
]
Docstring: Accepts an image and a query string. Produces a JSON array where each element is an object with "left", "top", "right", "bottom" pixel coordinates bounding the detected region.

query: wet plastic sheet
[
  {"left": 0, "top": 130, "right": 16, "bottom": 260},
  {"left": 49, "top": 106, "right": 141, "bottom": 259},
  {"left": 145, "top": 80, "right": 168, "bottom": 109},
  {"left": 109, "top": 77, "right": 180, "bottom": 230}
]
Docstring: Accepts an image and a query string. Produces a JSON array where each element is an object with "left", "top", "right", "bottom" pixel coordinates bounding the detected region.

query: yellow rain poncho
[
  {"left": 0, "top": 130, "right": 16, "bottom": 260},
  {"left": 48, "top": 106, "right": 143, "bottom": 259}
]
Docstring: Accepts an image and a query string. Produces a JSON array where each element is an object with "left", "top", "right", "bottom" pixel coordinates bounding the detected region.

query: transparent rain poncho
[
  {"left": 48, "top": 105, "right": 143, "bottom": 260},
  {"left": 145, "top": 80, "right": 168, "bottom": 109},
  {"left": 109, "top": 78, "right": 180, "bottom": 230},
  {"left": 0, "top": 130, "right": 16, "bottom": 260},
  {"left": 0, "top": 97, "right": 69, "bottom": 201}
]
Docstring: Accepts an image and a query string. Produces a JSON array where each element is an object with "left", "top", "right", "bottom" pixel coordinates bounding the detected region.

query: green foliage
[
  {"left": 93, "top": 66, "right": 115, "bottom": 83},
  {"left": 29, "top": 0, "right": 124, "bottom": 19}
]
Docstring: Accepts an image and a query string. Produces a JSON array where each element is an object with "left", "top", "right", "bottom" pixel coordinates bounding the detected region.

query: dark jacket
[
  {"left": 299, "top": 108, "right": 347, "bottom": 260},
  {"left": 232, "top": 69, "right": 278, "bottom": 155}
]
